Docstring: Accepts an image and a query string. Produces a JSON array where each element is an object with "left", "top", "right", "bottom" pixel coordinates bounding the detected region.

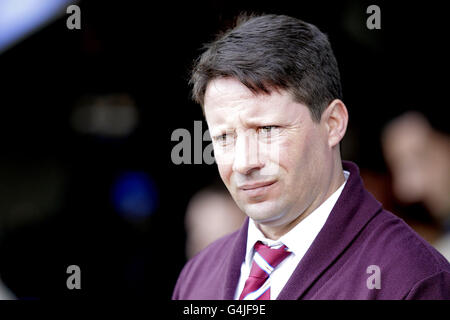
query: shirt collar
[{"left": 245, "top": 170, "right": 350, "bottom": 265}]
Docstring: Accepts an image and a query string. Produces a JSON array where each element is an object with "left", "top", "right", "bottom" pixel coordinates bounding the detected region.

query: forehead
[
  {"left": 204, "top": 77, "right": 256, "bottom": 105},
  {"left": 204, "top": 77, "right": 309, "bottom": 125}
]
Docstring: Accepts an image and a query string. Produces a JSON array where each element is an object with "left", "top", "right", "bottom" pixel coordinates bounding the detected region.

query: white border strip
[
  {"left": 254, "top": 252, "right": 274, "bottom": 275},
  {"left": 242, "top": 278, "right": 271, "bottom": 300}
]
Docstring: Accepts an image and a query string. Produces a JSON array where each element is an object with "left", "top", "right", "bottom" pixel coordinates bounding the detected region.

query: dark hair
[{"left": 190, "top": 14, "right": 342, "bottom": 122}]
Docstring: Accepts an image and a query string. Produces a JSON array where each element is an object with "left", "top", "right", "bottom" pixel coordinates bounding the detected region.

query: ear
[{"left": 321, "top": 99, "right": 348, "bottom": 148}]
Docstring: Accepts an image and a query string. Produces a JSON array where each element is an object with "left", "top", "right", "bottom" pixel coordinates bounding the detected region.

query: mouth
[
  {"left": 239, "top": 180, "right": 277, "bottom": 190},
  {"left": 238, "top": 180, "right": 277, "bottom": 198}
]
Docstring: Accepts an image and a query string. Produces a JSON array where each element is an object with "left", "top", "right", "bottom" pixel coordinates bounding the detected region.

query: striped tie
[{"left": 239, "top": 241, "right": 291, "bottom": 300}]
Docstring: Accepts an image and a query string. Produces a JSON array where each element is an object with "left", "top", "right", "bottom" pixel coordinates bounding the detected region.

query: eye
[
  {"left": 215, "top": 133, "right": 227, "bottom": 141},
  {"left": 259, "top": 126, "right": 279, "bottom": 133},
  {"left": 213, "top": 132, "right": 234, "bottom": 146}
]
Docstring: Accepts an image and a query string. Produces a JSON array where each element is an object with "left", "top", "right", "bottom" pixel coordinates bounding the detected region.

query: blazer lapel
[
  {"left": 277, "top": 161, "right": 383, "bottom": 300},
  {"left": 221, "top": 218, "right": 249, "bottom": 299}
]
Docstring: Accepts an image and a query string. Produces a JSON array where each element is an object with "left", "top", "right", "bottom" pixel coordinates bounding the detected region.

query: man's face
[{"left": 204, "top": 77, "right": 334, "bottom": 234}]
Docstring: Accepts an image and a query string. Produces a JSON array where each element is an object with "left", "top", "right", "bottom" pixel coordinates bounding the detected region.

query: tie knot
[
  {"left": 239, "top": 241, "right": 292, "bottom": 300},
  {"left": 252, "top": 241, "right": 291, "bottom": 275}
]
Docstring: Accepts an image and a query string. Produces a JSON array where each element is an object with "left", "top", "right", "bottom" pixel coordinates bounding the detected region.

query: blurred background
[{"left": 0, "top": 0, "right": 448, "bottom": 299}]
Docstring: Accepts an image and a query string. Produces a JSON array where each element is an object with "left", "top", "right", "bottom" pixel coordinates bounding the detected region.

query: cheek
[
  {"left": 279, "top": 135, "right": 307, "bottom": 169},
  {"left": 216, "top": 156, "right": 233, "bottom": 186},
  {"left": 213, "top": 145, "right": 232, "bottom": 182},
  {"left": 282, "top": 131, "right": 321, "bottom": 179},
  {"left": 218, "top": 166, "right": 229, "bottom": 182}
]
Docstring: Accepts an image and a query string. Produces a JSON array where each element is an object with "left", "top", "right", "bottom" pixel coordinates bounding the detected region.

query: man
[{"left": 172, "top": 14, "right": 450, "bottom": 299}]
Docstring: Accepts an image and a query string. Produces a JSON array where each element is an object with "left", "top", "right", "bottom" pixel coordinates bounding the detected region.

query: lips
[
  {"left": 239, "top": 181, "right": 276, "bottom": 190},
  {"left": 237, "top": 180, "right": 277, "bottom": 199}
]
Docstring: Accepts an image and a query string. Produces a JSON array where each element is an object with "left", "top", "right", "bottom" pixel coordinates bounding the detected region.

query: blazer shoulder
[
  {"left": 188, "top": 229, "right": 240, "bottom": 267},
  {"left": 372, "top": 210, "right": 449, "bottom": 270},
  {"left": 404, "top": 270, "right": 450, "bottom": 299},
  {"left": 360, "top": 209, "right": 450, "bottom": 297},
  {"left": 172, "top": 229, "right": 241, "bottom": 299}
]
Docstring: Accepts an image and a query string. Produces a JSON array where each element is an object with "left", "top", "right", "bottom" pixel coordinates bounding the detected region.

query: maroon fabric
[{"left": 173, "top": 161, "right": 450, "bottom": 300}]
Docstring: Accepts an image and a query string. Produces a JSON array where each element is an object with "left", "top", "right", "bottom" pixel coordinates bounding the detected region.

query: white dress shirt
[{"left": 234, "top": 170, "right": 350, "bottom": 300}]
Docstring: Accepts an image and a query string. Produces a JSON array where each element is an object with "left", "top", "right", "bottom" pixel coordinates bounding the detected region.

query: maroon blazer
[{"left": 172, "top": 161, "right": 450, "bottom": 299}]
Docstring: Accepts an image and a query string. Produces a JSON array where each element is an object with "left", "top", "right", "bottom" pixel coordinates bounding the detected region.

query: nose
[{"left": 232, "top": 130, "right": 264, "bottom": 175}]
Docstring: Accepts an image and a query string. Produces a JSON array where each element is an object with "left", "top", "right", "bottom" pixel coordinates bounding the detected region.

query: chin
[{"left": 241, "top": 200, "right": 287, "bottom": 224}]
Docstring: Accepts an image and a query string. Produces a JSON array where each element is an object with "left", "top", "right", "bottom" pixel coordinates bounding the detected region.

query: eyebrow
[{"left": 240, "top": 116, "right": 277, "bottom": 128}]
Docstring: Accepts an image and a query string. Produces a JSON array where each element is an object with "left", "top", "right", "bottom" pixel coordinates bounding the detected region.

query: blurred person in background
[
  {"left": 185, "top": 182, "right": 246, "bottom": 259},
  {"left": 172, "top": 14, "right": 450, "bottom": 300},
  {"left": 382, "top": 112, "right": 450, "bottom": 260}
]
